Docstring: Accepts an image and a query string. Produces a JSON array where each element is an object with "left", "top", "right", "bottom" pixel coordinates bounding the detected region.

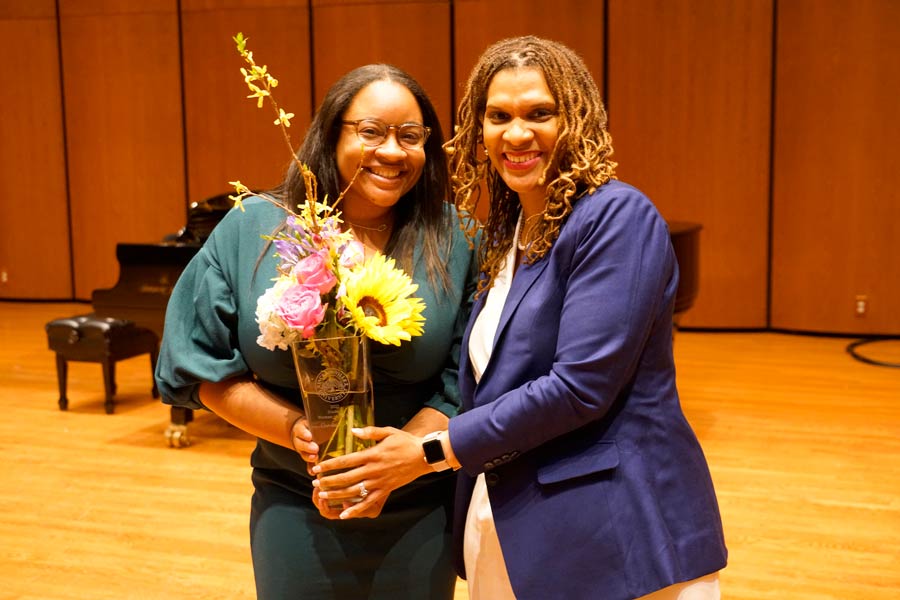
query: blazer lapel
[
  {"left": 460, "top": 257, "right": 549, "bottom": 404},
  {"left": 459, "top": 292, "right": 487, "bottom": 408},
  {"left": 492, "top": 257, "right": 549, "bottom": 350}
]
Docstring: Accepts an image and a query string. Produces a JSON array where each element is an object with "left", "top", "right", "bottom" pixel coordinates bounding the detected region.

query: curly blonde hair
[{"left": 445, "top": 36, "right": 617, "bottom": 297}]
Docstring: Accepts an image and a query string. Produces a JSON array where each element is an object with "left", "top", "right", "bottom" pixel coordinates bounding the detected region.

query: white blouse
[{"left": 462, "top": 215, "right": 520, "bottom": 600}]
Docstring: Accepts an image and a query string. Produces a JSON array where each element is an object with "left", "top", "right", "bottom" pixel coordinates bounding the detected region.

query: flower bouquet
[{"left": 228, "top": 33, "right": 426, "bottom": 469}]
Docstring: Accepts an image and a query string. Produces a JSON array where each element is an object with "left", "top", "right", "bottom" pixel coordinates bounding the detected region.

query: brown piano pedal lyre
[{"left": 91, "top": 193, "right": 234, "bottom": 446}]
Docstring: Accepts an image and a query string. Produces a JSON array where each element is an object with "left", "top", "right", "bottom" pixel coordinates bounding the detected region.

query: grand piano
[
  {"left": 93, "top": 196, "right": 700, "bottom": 447},
  {"left": 92, "top": 194, "right": 233, "bottom": 446}
]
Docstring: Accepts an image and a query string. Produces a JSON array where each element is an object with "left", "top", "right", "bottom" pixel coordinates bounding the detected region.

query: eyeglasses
[{"left": 342, "top": 118, "right": 431, "bottom": 150}]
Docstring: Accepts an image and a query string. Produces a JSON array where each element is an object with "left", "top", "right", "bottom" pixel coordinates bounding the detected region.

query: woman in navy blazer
[{"left": 315, "top": 36, "right": 727, "bottom": 599}]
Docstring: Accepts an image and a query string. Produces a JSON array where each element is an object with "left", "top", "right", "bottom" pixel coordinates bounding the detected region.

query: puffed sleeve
[
  {"left": 156, "top": 247, "right": 248, "bottom": 409},
  {"left": 154, "top": 235, "right": 249, "bottom": 410},
  {"left": 153, "top": 198, "right": 291, "bottom": 410}
]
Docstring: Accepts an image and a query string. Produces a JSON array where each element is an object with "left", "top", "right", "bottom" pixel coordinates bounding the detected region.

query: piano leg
[
  {"left": 102, "top": 360, "right": 116, "bottom": 414},
  {"left": 55, "top": 354, "right": 69, "bottom": 411},
  {"left": 165, "top": 406, "right": 194, "bottom": 448}
]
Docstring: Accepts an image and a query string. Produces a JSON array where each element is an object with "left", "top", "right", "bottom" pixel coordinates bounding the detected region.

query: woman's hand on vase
[
  {"left": 289, "top": 415, "right": 319, "bottom": 475},
  {"left": 312, "top": 425, "right": 432, "bottom": 519}
]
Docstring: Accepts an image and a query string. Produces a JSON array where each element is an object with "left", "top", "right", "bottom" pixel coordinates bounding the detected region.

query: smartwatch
[{"left": 422, "top": 431, "right": 451, "bottom": 472}]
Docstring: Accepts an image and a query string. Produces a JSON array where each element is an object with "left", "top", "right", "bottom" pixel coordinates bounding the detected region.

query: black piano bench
[{"left": 45, "top": 314, "right": 159, "bottom": 414}]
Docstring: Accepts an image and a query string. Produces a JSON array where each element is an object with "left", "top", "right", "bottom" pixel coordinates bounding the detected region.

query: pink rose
[
  {"left": 275, "top": 284, "right": 325, "bottom": 338},
  {"left": 292, "top": 252, "right": 337, "bottom": 294}
]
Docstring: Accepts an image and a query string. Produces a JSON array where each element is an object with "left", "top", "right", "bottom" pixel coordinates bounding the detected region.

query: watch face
[{"left": 423, "top": 437, "right": 445, "bottom": 464}]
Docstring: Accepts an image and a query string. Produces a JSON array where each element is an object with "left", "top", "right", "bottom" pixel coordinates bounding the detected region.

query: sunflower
[{"left": 341, "top": 254, "right": 426, "bottom": 346}]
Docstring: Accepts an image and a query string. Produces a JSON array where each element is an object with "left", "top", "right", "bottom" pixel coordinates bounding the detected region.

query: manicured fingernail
[
  {"left": 340, "top": 511, "right": 350, "bottom": 519},
  {"left": 351, "top": 428, "right": 363, "bottom": 435}
]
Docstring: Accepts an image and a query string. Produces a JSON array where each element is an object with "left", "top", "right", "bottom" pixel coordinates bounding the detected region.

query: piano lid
[
  {"left": 91, "top": 243, "right": 202, "bottom": 337},
  {"left": 89, "top": 192, "right": 237, "bottom": 337}
]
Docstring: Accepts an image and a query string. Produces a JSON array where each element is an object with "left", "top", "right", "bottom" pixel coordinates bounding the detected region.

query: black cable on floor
[{"left": 845, "top": 337, "right": 900, "bottom": 369}]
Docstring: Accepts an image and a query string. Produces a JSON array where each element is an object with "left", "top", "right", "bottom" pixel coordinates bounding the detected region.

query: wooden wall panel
[
  {"left": 0, "top": 0, "right": 56, "bottom": 19},
  {"left": 58, "top": 0, "right": 175, "bottom": 16},
  {"left": 0, "top": 1, "right": 71, "bottom": 299},
  {"left": 771, "top": 0, "right": 900, "bottom": 335},
  {"left": 181, "top": 0, "right": 311, "bottom": 203},
  {"left": 59, "top": 0, "right": 186, "bottom": 300},
  {"left": 452, "top": 0, "right": 605, "bottom": 109},
  {"left": 608, "top": 0, "right": 773, "bottom": 329},
  {"left": 311, "top": 0, "right": 452, "bottom": 136}
]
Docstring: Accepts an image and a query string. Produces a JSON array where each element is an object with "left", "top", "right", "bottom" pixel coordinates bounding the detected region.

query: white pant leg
[
  {"left": 637, "top": 572, "right": 721, "bottom": 600},
  {"left": 463, "top": 474, "right": 517, "bottom": 600}
]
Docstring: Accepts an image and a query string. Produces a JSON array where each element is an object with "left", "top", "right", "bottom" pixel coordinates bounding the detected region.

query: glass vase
[{"left": 291, "top": 333, "right": 374, "bottom": 506}]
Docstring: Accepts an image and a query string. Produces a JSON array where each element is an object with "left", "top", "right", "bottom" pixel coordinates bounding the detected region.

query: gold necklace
[{"left": 347, "top": 220, "right": 390, "bottom": 232}]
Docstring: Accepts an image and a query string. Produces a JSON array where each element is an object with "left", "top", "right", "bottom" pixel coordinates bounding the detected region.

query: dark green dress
[{"left": 155, "top": 196, "right": 475, "bottom": 599}]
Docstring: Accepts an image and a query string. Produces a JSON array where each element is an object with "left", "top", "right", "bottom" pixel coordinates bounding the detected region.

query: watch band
[{"left": 422, "top": 431, "right": 451, "bottom": 472}]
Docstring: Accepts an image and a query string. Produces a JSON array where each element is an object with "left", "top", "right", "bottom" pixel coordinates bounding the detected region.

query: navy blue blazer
[{"left": 448, "top": 180, "right": 727, "bottom": 600}]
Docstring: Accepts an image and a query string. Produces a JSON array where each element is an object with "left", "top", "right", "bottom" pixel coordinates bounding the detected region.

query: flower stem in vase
[
  {"left": 344, "top": 405, "right": 355, "bottom": 455},
  {"left": 318, "top": 403, "right": 373, "bottom": 509},
  {"left": 320, "top": 403, "right": 373, "bottom": 460}
]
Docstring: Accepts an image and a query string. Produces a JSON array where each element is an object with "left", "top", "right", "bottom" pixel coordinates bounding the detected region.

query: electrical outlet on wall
[
  {"left": 855, "top": 294, "right": 868, "bottom": 316},
  {"left": 0, "top": 269, "right": 8, "bottom": 285}
]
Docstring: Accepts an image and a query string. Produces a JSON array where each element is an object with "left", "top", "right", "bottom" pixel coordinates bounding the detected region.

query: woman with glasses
[
  {"left": 155, "top": 64, "right": 475, "bottom": 599},
  {"left": 316, "top": 38, "right": 727, "bottom": 599}
]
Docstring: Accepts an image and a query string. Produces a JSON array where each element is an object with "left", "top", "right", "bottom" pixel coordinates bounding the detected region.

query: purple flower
[{"left": 273, "top": 238, "right": 301, "bottom": 266}]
